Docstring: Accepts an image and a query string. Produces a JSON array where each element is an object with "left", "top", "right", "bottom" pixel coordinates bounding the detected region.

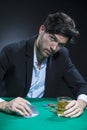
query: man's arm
[
  {"left": 62, "top": 48, "right": 87, "bottom": 117},
  {"left": 63, "top": 48, "right": 87, "bottom": 96}
]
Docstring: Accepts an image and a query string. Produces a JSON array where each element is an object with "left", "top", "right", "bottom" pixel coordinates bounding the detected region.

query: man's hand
[
  {"left": 64, "top": 99, "right": 87, "bottom": 118},
  {"left": 0, "top": 97, "right": 32, "bottom": 116}
]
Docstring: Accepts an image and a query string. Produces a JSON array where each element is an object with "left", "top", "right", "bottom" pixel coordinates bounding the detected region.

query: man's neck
[{"left": 34, "top": 40, "right": 45, "bottom": 66}]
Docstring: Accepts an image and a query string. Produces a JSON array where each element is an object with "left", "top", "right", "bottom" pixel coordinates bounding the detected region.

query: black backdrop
[{"left": 0, "top": 0, "right": 87, "bottom": 81}]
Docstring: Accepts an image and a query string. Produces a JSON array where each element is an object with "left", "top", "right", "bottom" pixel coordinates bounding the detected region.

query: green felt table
[{"left": 0, "top": 98, "right": 87, "bottom": 130}]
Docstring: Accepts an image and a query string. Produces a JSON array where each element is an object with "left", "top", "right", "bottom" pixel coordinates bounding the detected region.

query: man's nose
[{"left": 50, "top": 44, "right": 57, "bottom": 51}]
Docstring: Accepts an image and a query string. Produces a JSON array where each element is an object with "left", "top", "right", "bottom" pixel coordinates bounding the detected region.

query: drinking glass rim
[{"left": 57, "top": 96, "right": 72, "bottom": 101}]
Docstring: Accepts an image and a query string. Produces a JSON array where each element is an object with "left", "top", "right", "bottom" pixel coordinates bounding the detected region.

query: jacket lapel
[{"left": 23, "top": 37, "right": 35, "bottom": 96}]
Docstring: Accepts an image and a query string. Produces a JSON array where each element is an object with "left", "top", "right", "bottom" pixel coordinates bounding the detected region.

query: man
[{"left": 0, "top": 12, "right": 87, "bottom": 118}]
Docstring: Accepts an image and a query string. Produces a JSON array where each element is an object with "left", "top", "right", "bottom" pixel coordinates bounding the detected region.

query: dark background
[{"left": 0, "top": 0, "right": 87, "bottom": 81}]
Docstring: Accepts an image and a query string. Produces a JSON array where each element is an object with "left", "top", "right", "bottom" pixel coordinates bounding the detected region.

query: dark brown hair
[{"left": 43, "top": 12, "right": 80, "bottom": 43}]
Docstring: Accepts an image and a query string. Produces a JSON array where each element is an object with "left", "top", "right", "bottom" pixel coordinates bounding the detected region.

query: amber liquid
[{"left": 57, "top": 100, "right": 69, "bottom": 116}]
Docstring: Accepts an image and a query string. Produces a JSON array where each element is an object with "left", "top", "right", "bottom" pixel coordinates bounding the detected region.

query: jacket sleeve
[
  {"left": 0, "top": 47, "right": 10, "bottom": 81},
  {"left": 63, "top": 48, "right": 87, "bottom": 97}
]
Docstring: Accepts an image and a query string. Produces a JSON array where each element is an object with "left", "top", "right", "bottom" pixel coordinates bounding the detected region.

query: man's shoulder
[
  {"left": 2, "top": 35, "right": 37, "bottom": 52},
  {"left": 59, "top": 47, "right": 68, "bottom": 54},
  {"left": 55, "top": 47, "right": 69, "bottom": 57},
  {"left": 3, "top": 40, "right": 26, "bottom": 51},
  {"left": 51, "top": 47, "right": 69, "bottom": 63},
  {"left": 0, "top": 40, "right": 27, "bottom": 59}
]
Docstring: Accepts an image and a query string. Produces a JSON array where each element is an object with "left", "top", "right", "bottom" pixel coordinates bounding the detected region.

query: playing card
[{"left": 24, "top": 103, "right": 39, "bottom": 118}]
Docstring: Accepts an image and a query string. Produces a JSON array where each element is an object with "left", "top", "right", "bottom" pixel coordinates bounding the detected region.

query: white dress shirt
[{"left": 27, "top": 46, "right": 47, "bottom": 98}]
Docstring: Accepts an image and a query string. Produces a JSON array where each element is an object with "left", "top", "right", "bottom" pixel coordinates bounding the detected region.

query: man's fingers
[
  {"left": 64, "top": 107, "right": 82, "bottom": 117},
  {"left": 64, "top": 99, "right": 85, "bottom": 118},
  {"left": 14, "top": 104, "right": 32, "bottom": 116},
  {"left": 17, "top": 102, "right": 32, "bottom": 115},
  {"left": 65, "top": 100, "right": 76, "bottom": 109}
]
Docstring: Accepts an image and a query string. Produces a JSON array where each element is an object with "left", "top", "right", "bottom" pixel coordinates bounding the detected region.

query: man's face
[{"left": 36, "top": 25, "right": 69, "bottom": 59}]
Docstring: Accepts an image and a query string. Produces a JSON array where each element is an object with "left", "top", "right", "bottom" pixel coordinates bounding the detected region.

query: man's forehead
[{"left": 55, "top": 34, "right": 69, "bottom": 43}]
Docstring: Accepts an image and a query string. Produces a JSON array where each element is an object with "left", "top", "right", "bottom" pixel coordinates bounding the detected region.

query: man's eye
[{"left": 50, "top": 36, "right": 55, "bottom": 41}]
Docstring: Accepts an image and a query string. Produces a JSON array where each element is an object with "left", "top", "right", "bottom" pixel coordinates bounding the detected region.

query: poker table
[{"left": 0, "top": 98, "right": 87, "bottom": 130}]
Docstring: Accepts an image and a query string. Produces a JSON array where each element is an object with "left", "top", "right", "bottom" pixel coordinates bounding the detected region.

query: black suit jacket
[{"left": 0, "top": 35, "right": 87, "bottom": 98}]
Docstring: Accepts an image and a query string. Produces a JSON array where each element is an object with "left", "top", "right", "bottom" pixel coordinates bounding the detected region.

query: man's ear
[{"left": 39, "top": 25, "right": 46, "bottom": 34}]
